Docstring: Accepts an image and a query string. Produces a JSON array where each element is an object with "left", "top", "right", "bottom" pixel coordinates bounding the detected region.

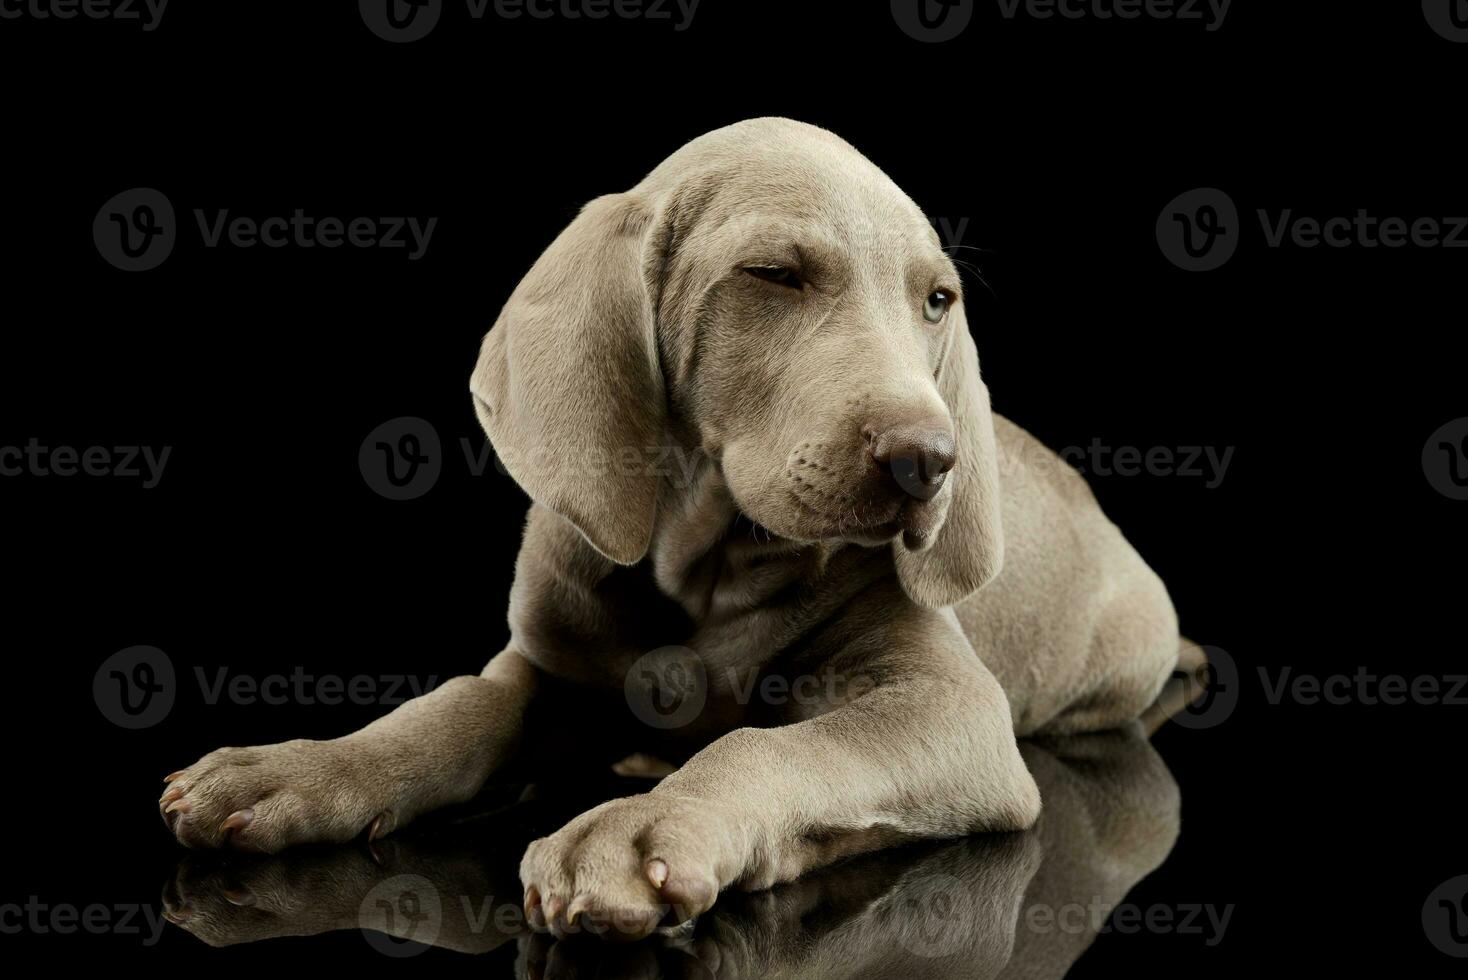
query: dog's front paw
[
  {"left": 520, "top": 793, "right": 748, "bottom": 942},
  {"left": 160, "top": 740, "right": 392, "bottom": 853}
]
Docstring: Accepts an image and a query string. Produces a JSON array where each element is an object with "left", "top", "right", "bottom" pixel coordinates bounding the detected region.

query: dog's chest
[
  {"left": 629, "top": 466, "right": 898, "bottom": 702},
  {"left": 654, "top": 510, "right": 829, "bottom": 625}
]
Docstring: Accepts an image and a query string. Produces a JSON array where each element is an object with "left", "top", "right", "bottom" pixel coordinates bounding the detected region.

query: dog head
[{"left": 471, "top": 118, "right": 1003, "bottom": 609}]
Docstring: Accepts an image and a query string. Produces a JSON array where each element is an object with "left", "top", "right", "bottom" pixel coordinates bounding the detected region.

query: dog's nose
[{"left": 866, "top": 421, "right": 957, "bottom": 501}]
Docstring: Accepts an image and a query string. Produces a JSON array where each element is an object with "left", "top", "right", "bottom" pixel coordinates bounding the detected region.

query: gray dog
[{"left": 160, "top": 118, "right": 1195, "bottom": 943}]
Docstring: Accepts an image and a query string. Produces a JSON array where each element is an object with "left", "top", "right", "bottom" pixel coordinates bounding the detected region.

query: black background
[{"left": 1, "top": 0, "right": 1464, "bottom": 973}]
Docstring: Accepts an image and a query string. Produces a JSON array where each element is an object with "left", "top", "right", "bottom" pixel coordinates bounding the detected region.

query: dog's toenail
[
  {"left": 524, "top": 887, "right": 546, "bottom": 929},
  {"left": 165, "top": 799, "right": 191, "bottom": 815},
  {"left": 647, "top": 859, "right": 669, "bottom": 889},
  {"left": 220, "top": 808, "right": 254, "bottom": 836},
  {"left": 164, "top": 770, "right": 187, "bottom": 783},
  {"left": 367, "top": 810, "right": 393, "bottom": 842},
  {"left": 566, "top": 896, "right": 589, "bottom": 925},
  {"left": 545, "top": 896, "right": 566, "bottom": 921},
  {"left": 160, "top": 787, "right": 184, "bottom": 805},
  {"left": 163, "top": 906, "right": 193, "bottom": 924},
  {"left": 221, "top": 886, "right": 256, "bottom": 907}
]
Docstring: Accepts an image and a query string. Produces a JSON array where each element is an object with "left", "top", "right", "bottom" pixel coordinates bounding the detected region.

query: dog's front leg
[
  {"left": 519, "top": 613, "right": 1040, "bottom": 941},
  {"left": 159, "top": 649, "right": 537, "bottom": 853}
]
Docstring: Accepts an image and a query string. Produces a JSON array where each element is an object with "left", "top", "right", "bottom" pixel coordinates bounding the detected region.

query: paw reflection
[{"left": 161, "top": 730, "right": 1181, "bottom": 978}]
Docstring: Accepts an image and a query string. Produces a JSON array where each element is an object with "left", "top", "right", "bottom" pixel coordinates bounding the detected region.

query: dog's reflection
[{"left": 163, "top": 727, "right": 1180, "bottom": 978}]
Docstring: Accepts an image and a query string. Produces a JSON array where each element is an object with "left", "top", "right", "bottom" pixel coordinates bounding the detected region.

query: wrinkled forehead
[
  {"left": 716, "top": 178, "right": 941, "bottom": 262},
  {"left": 642, "top": 129, "right": 948, "bottom": 270}
]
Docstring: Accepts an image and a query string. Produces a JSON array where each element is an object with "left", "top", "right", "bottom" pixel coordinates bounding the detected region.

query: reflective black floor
[{"left": 158, "top": 725, "right": 1185, "bottom": 978}]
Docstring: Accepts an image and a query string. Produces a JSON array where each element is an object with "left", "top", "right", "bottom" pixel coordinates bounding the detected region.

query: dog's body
[
  {"left": 159, "top": 119, "right": 1186, "bottom": 942},
  {"left": 509, "top": 411, "right": 1178, "bottom": 742}
]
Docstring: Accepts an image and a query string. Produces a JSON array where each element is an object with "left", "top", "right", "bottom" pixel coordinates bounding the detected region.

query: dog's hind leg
[{"left": 1139, "top": 639, "right": 1211, "bottom": 736}]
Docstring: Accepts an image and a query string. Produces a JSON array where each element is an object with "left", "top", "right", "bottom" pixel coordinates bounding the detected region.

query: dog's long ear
[
  {"left": 894, "top": 313, "right": 1005, "bottom": 609},
  {"left": 470, "top": 193, "right": 666, "bottom": 565}
]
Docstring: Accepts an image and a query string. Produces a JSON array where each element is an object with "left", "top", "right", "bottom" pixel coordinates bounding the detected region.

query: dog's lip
[
  {"left": 781, "top": 483, "right": 945, "bottom": 546},
  {"left": 844, "top": 520, "right": 903, "bottom": 544},
  {"left": 786, "top": 490, "right": 904, "bottom": 539}
]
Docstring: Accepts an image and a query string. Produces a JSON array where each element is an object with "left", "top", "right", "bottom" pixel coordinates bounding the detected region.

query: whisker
[{"left": 947, "top": 257, "right": 997, "bottom": 300}]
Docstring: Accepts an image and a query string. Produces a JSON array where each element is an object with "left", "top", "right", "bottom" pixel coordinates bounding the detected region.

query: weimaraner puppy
[{"left": 159, "top": 117, "right": 1194, "bottom": 943}]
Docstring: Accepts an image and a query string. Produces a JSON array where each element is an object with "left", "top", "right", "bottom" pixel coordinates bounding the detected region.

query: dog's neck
[{"left": 648, "top": 462, "right": 884, "bottom": 631}]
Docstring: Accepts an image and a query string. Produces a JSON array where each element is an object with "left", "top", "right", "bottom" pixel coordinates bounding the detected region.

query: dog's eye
[
  {"left": 745, "top": 266, "right": 802, "bottom": 289},
  {"left": 923, "top": 290, "right": 952, "bottom": 323}
]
